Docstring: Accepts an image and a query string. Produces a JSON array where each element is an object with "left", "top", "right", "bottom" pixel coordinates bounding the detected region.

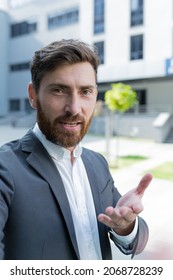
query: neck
[
  {"left": 70, "top": 152, "right": 75, "bottom": 165},
  {"left": 66, "top": 146, "right": 75, "bottom": 165}
]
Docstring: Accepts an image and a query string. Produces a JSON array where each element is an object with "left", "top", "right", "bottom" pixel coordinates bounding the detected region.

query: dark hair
[{"left": 30, "top": 39, "right": 100, "bottom": 92}]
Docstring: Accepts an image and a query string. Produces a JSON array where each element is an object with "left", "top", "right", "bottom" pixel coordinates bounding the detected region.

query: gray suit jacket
[{"left": 0, "top": 130, "right": 149, "bottom": 260}]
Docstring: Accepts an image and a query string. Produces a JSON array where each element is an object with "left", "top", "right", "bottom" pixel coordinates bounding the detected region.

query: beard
[{"left": 36, "top": 100, "right": 93, "bottom": 148}]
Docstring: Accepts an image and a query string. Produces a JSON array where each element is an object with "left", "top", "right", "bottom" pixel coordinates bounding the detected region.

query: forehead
[{"left": 41, "top": 62, "right": 97, "bottom": 87}]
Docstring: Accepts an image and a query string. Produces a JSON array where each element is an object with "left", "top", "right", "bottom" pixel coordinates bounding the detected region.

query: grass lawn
[
  {"left": 109, "top": 155, "right": 148, "bottom": 171},
  {"left": 145, "top": 161, "right": 173, "bottom": 181}
]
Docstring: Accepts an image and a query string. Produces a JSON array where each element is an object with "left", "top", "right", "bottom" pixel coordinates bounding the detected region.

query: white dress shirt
[{"left": 33, "top": 124, "right": 137, "bottom": 259}]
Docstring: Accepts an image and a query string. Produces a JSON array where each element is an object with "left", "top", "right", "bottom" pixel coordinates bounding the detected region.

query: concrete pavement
[
  {"left": 83, "top": 135, "right": 173, "bottom": 260},
  {"left": 1, "top": 125, "right": 173, "bottom": 259}
]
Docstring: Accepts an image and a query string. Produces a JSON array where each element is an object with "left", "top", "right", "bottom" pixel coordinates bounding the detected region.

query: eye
[
  {"left": 50, "top": 87, "right": 66, "bottom": 95},
  {"left": 81, "top": 88, "right": 93, "bottom": 96}
]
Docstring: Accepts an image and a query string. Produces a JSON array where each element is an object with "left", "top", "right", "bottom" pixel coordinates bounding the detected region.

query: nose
[{"left": 64, "top": 93, "right": 81, "bottom": 116}]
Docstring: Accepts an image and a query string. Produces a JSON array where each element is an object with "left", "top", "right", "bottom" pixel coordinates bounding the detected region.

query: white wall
[
  {"left": 128, "top": 79, "right": 173, "bottom": 113},
  {"left": 8, "top": 0, "right": 80, "bottom": 101},
  {"left": 98, "top": 0, "right": 173, "bottom": 82},
  {"left": 5, "top": 0, "right": 173, "bottom": 115}
]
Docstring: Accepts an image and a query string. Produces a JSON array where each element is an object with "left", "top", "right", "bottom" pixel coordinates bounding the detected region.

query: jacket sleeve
[
  {"left": 0, "top": 159, "right": 14, "bottom": 259},
  {"left": 75, "top": 148, "right": 149, "bottom": 258},
  {"left": 110, "top": 216, "right": 149, "bottom": 257}
]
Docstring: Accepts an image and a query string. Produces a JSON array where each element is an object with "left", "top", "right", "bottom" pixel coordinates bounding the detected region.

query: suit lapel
[
  {"left": 20, "top": 130, "right": 79, "bottom": 258},
  {"left": 82, "top": 152, "right": 103, "bottom": 216},
  {"left": 82, "top": 151, "right": 109, "bottom": 259}
]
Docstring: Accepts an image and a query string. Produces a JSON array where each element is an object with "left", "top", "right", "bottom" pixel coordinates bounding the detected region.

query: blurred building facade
[{"left": 1, "top": 0, "right": 173, "bottom": 140}]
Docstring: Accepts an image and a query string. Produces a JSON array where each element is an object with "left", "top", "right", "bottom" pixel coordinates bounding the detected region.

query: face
[{"left": 28, "top": 62, "right": 98, "bottom": 150}]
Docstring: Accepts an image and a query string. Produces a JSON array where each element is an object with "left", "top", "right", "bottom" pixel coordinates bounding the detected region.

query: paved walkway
[
  {"left": 1, "top": 125, "right": 173, "bottom": 259},
  {"left": 84, "top": 136, "right": 173, "bottom": 260}
]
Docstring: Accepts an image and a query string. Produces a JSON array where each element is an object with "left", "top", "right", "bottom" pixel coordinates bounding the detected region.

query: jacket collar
[
  {"left": 33, "top": 123, "right": 82, "bottom": 161},
  {"left": 20, "top": 129, "right": 108, "bottom": 259},
  {"left": 20, "top": 129, "right": 80, "bottom": 258}
]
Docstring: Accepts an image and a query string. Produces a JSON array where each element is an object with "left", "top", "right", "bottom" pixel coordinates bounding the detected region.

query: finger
[
  {"left": 104, "top": 207, "right": 136, "bottom": 225},
  {"left": 105, "top": 207, "right": 118, "bottom": 216},
  {"left": 98, "top": 213, "right": 116, "bottom": 228},
  {"left": 136, "top": 173, "right": 153, "bottom": 196},
  {"left": 98, "top": 207, "right": 121, "bottom": 228},
  {"left": 118, "top": 207, "right": 137, "bottom": 223},
  {"left": 131, "top": 202, "right": 143, "bottom": 214},
  {"left": 98, "top": 207, "right": 136, "bottom": 229}
]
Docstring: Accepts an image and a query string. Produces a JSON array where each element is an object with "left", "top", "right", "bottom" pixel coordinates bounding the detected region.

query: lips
[
  {"left": 59, "top": 121, "right": 82, "bottom": 131},
  {"left": 54, "top": 114, "right": 84, "bottom": 132},
  {"left": 61, "top": 122, "right": 81, "bottom": 126}
]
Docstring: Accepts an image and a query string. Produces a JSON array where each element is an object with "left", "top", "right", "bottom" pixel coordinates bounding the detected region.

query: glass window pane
[
  {"left": 130, "top": 0, "right": 143, "bottom": 26},
  {"left": 130, "top": 34, "right": 143, "bottom": 60},
  {"left": 11, "top": 20, "right": 37, "bottom": 37},
  {"left": 94, "top": 0, "right": 104, "bottom": 34},
  {"left": 94, "top": 41, "right": 104, "bottom": 64},
  {"left": 48, "top": 8, "right": 79, "bottom": 30}
]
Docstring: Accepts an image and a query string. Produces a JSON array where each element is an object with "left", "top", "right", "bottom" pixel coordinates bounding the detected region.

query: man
[{"left": 0, "top": 39, "right": 152, "bottom": 260}]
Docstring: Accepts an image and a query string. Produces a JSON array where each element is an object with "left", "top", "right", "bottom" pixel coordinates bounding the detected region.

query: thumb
[{"left": 136, "top": 173, "right": 153, "bottom": 196}]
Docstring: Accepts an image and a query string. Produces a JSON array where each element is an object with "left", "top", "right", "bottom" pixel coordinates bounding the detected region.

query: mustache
[{"left": 54, "top": 113, "right": 85, "bottom": 124}]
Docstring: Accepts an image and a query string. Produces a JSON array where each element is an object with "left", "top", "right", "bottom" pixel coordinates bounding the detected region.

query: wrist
[{"left": 112, "top": 221, "right": 136, "bottom": 236}]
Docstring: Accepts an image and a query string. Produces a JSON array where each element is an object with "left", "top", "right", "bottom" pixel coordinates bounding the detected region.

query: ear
[{"left": 28, "top": 82, "right": 37, "bottom": 109}]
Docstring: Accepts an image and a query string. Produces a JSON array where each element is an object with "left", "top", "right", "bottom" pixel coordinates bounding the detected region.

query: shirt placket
[{"left": 72, "top": 162, "right": 99, "bottom": 259}]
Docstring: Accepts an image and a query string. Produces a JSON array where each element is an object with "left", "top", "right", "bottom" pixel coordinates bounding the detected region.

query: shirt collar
[{"left": 33, "top": 123, "right": 82, "bottom": 161}]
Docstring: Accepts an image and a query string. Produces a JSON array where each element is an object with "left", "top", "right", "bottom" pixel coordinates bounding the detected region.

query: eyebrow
[{"left": 46, "top": 83, "right": 97, "bottom": 90}]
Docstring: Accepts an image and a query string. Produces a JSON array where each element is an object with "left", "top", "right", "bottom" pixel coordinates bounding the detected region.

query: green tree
[
  {"left": 105, "top": 83, "right": 137, "bottom": 112},
  {"left": 104, "top": 83, "right": 138, "bottom": 165}
]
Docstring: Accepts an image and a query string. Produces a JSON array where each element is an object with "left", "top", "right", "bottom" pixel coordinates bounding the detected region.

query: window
[
  {"left": 130, "top": 34, "right": 143, "bottom": 60},
  {"left": 9, "top": 99, "right": 20, "bottom": 111},
  {"left": 94, "top": 0, "right": 104, "bottom": 34},
  {"left": 136, "top": 89, "right": 147, "bottom": 112},
  {"left": 48, "top": 8, "right": 79, "bottom": 30},
  {"left": 97, "top": 90, "right": 105, "bottom": 101},
  {"left": 10, "top": 62, "right": 30, "bottom": 72},
  {"left": 127, "top": 89, "right": 146, "bottom": 113},
  {"left": 130, "top": 0, "right": 143, "bottom": 26},
  {"left": 94, "top": 41, "right": 104, "bottom": 64},
  {"left": 25, "top": 98, "right": 32, "bottom": 112},
  {"left": 11, "top": 20, "right": 37, "bottom": 37}
]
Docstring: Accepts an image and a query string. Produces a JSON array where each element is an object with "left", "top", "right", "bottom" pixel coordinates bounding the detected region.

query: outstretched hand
[{"left": 98, "top": 173, "right": 153, "bottom": 236}]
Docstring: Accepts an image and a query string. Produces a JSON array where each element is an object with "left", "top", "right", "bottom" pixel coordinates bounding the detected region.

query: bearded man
[{"left": 0, "top": 39, "right": 152, "bottom": 260}]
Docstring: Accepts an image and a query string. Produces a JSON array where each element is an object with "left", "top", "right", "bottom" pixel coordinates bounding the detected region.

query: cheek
[
  {"left": 40, "top": 98, "right": 63, "bottom": 117},
  {"left": 84, "top": 99, "right": 97, "bottom": 118}
]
